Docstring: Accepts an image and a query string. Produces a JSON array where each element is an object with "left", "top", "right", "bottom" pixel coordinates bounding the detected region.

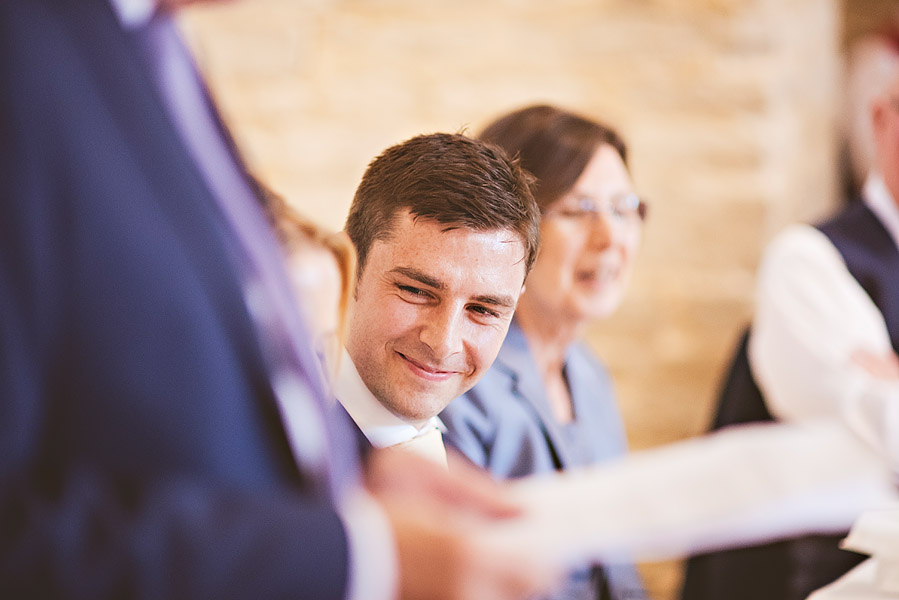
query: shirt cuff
[{"left": 339, "top": 489, "right": 398, "bottom": 600}]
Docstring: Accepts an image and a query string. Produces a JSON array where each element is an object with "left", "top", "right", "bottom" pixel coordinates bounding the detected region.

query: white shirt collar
[
  {"left": 333, "top": 349, "right": 445, "bottom": 449},
  {"left": 863, "top": 171, "right": 899, "bottom": 252},
  {"left": 108, "top": 0, "right": 157, "bottom": 29}
]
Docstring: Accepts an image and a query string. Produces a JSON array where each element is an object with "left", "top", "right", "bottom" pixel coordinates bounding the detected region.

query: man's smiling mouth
[{"left": 397, "top": 351, "right": 457, "bottom": 381}]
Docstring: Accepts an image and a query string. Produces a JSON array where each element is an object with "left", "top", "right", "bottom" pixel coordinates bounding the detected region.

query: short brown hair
[
  {"left": 478, "top": 104, "right": 628, "bottom": 213},
  {"left": 345, "top": 132, "right": 540, "bottom": 276}
]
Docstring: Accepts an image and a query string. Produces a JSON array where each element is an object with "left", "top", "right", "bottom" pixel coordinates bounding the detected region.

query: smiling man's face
[{"left": 345, "top": 210, "right": 527, "bottom": 423}]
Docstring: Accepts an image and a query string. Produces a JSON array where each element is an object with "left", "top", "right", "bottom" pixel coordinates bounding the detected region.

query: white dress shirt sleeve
[
  {"left": 749, "top": 224, "right": 899, "bottom": 470},
  {"left": 340, "top": 489, "right": 399, "bottom": 600},
  {"left": 484, "top": 421, "right": 897, "bottom": 564}
]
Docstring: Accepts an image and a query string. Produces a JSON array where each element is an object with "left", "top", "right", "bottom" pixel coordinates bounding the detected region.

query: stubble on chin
[{"left": 379, "top": 381, "right": 449, "bottom": 423}]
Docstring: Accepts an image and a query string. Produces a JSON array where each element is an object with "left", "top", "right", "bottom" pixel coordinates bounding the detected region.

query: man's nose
[{"left": 419, "top": 305, "right": 464, "bottom": 362}]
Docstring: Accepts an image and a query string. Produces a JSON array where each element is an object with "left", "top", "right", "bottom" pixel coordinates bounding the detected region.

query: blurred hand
[
  {"left": 366, "top": 449, "right": 561, "bottom": 600},
  {"left": 851, "top": 348, "right": 899, "bottom": 380}
]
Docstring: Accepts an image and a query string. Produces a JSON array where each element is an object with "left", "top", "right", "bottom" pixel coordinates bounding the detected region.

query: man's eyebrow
[
  {"left": 390, "top": 267, "right": 517, "bottom": 309},
  {"left": 390, "top": 267, "right": 444, "bottom": 290},
  {"left": 472, "top": 293, "right": 517, "bottom": 309}
]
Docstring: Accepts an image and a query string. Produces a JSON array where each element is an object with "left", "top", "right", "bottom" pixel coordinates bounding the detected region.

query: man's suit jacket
[
  {"left": 0, "top": 1, "right": 357, "bottom": 597},
  {"left": 441, "top": 320, "right": 645, "bottom": 600}
]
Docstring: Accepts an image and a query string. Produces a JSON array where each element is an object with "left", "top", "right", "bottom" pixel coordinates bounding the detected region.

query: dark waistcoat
[{"left": 679, "top": 198, "right": 897, "bottom": 600}]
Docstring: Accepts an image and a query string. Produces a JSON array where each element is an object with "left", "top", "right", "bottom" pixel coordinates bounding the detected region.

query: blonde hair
[{"left": 262, "top": 183, "right": 357, "bottom": 349}]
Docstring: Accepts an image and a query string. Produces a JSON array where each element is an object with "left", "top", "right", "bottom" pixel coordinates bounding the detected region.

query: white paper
[
  {"left": 841, "top": 508, "right": 899, "bottom": 593},
  {"left": 842, "top": 508, "right": 899, "bottom": 559}
]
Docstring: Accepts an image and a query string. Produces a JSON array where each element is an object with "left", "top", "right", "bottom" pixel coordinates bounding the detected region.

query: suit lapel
[
  {"left": 63, "top": 1, "right": 249, "bottom": 316},
  {"left": 493, "top": 321, "right": 577, "bottom": 469},
  {"left": 59, "top": 0, "right": 308, "bottom": 481}
]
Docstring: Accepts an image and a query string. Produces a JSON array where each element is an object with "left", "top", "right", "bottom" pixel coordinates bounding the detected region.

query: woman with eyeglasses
[{"left": 441, "top": 104, "right": 648, "bottom": 600}]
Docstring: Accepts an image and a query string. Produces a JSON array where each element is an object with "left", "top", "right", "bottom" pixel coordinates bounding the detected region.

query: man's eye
[
  {"left": 397, "top": 285, "right": 430, "bottom": 298},
  {"left": 469, "top": 305, "right": 500, "bottom": 319}
]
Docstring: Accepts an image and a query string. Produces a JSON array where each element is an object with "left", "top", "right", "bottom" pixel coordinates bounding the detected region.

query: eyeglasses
[{"left": 544, "top": 192, "right": 649, "bottom": 223}]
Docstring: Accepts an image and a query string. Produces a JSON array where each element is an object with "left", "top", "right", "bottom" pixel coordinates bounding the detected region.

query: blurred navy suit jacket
[{"left": 0, "top": 1, "right": 357, "bottom": 597}]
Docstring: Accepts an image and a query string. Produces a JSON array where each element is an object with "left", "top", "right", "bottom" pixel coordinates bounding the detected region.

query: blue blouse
[{"left": 441, "top": 320, "right": 645, "bottom": 600}]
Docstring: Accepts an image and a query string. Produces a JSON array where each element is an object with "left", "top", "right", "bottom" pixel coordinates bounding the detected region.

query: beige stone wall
[{"left": 180, "top": 1, "right": 845, "bottom": 598}]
